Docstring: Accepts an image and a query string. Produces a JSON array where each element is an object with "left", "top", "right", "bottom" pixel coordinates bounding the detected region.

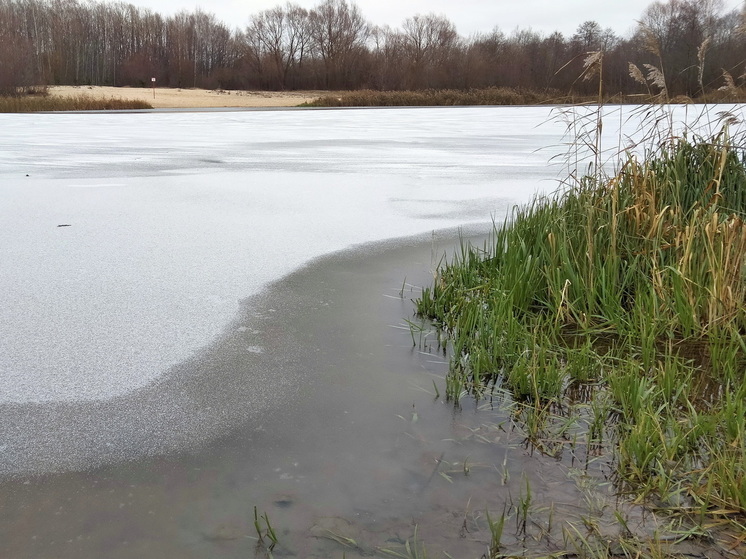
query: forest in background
[{"left": 0, "top": 0, "right": 744, "bottom": 99}]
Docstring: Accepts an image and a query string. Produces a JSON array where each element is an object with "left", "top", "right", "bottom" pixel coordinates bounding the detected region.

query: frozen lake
[
  {"left": 1, "top": 104, "right": 741, "bottom": 476},
  {"left": 0, "top": 106, "right": 570, "bottom": 404}
]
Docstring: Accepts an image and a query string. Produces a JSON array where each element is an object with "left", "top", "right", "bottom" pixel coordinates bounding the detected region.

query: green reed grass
[
  {"left": 379, "top": 525, "right": 429, "bottom": 559},
  {"left": 0, "top": 94, "right": 152, "bottom": 112},
  {"left": 415, "top": 118, "right": 746, "bottom": 533},
  {"left": 485, "top": 507, "right": 507, "bottom": 556},
  {"left": 253, "top": 506, "right": 279, "bottom": 551}
]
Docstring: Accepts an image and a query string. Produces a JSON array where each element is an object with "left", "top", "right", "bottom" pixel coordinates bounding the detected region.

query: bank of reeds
[
  {"left": 303, "top": 87, "right": 570, "bottom": 107},
  {"left": 415, "top": 116, "right": 746, "bottom": 544},
  {"left": 0, "top": 93, "right": 152, "bottom": 112},
  {"left": 304, "top": 87, "right": 746, "bottom": 108}
]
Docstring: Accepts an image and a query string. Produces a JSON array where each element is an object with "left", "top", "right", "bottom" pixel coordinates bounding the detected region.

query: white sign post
[{"left": 151, "top": 77, "right": 156, "bottom": 99}]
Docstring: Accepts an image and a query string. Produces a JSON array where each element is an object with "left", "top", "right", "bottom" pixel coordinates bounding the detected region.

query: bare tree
[
  {"left": 0, "top": 17, "right": 36, "bottom": 93},
  {"left": 635, "top": 0, "right": 727, "bottom": 96},
  {"left": 573, "top": 20, "right": 604, "bottom": 50},
  {"left": 246, "top": 3, "right": 310, "bottom": 89},
  {"left": 369, "top": 24, "right": 407, "bottom": 89},
  {"left": 284, "top": 3, "right": 312, "bottom": 88},
  {"left": 309, "top": 0, "right": 369, "bottom": 88},
  {"left": 401, "top": 14, "right": 459, "bottom": 88}
]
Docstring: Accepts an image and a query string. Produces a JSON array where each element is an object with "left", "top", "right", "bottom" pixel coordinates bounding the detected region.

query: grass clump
[
  {"left": 0, "top": 93, "right": 152, "bottom": 112},
  {"left": 415, "top": 121, "right": 746, "bottom": 535}
]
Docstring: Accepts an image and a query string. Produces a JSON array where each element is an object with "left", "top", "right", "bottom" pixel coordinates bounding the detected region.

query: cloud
[{"left": 142, "top": 0, "right": 741, "bottom": 38}]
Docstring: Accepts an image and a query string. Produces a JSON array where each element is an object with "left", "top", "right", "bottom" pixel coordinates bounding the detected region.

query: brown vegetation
[
  {"left": 304, "top": 88, "right": 560, "bottom": 107},
  {"left": 0, "top": 0, "right": 743, "bottom": 100},
  {"left": 303, "top": 87, "right": 746, "bottom": 107},
  {"left": 0, "top": 91, "right": 152, "bottom": 112}
]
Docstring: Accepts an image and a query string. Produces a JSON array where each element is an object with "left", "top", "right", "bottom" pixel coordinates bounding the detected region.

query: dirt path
[{"left": 49, "top": 85, "right": 329, "bottom": 109}]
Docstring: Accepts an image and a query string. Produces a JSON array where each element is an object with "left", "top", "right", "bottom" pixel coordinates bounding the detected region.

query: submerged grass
[
  {"left": 415, "top": 109, "right": 746, "bottom": 549},
  {"left": 0, "top": 93, "right": 152, "bottom": 112}
]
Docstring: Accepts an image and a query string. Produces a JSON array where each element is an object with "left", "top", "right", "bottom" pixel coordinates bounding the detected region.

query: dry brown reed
[
  {"left": 0, "top": 93, "right": 152, "bottom": 112},
  {"left": 304, "top": 87, "right": 746, "bottom": 108},
  {"left": 303, "top": 88, "right": 569, "bottom": 107}
]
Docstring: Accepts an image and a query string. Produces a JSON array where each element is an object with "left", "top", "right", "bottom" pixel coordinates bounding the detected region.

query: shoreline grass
[
  {"left": 414, "top": 110, "right": 746, "bottom": 552},
  {"left": 302, "top": 87, "right": 562, "bottom": 107},
  {"left": 302, "top": 87, "right": 746, "bottom": 107},
  {"left": 5, "top": 85, "right": 744, "bottom": 111},
  {"left": 0, "top": 93, "right": 152, "bottom": 112}
]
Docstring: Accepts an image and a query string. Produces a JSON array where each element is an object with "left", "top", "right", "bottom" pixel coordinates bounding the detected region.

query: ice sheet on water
[{"left": 0, "top": 105, "right": 741, "bottom": 404}]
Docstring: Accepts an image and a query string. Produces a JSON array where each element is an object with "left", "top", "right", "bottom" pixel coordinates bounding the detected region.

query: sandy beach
[{"left": 48, "top": 85, "right": 329, "bottom": 109}]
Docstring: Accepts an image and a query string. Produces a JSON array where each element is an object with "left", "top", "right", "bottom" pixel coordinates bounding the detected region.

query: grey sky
[{"left": 138, "top": 0, "right": 743, "bottom": 37}]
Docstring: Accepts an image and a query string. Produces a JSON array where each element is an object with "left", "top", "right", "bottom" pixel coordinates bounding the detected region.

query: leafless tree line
[{"left": 0, "top": 0, "right": 743, "bottom": 97}]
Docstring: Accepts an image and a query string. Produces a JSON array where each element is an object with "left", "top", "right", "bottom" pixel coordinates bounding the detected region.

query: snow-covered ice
[
  {"left": 0, "top": 107, "right": 565, "bottom": 404},
  {"left": 1, "top": 104, "right": 739, "bottom": 405}
]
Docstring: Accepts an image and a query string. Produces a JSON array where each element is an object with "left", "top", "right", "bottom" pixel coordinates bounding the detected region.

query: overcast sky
[{"left": 133, "top": 0, "right": 743, "bottom": 37}]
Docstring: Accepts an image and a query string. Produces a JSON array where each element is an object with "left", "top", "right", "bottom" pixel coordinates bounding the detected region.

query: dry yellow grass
[{"left": 48, "top": 86, "right": 330, "bottom": 109}]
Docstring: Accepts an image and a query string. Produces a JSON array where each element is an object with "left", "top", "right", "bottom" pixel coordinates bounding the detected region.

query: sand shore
[{"left": 48, "top": 85, "right": 328, "bottom": 109}]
